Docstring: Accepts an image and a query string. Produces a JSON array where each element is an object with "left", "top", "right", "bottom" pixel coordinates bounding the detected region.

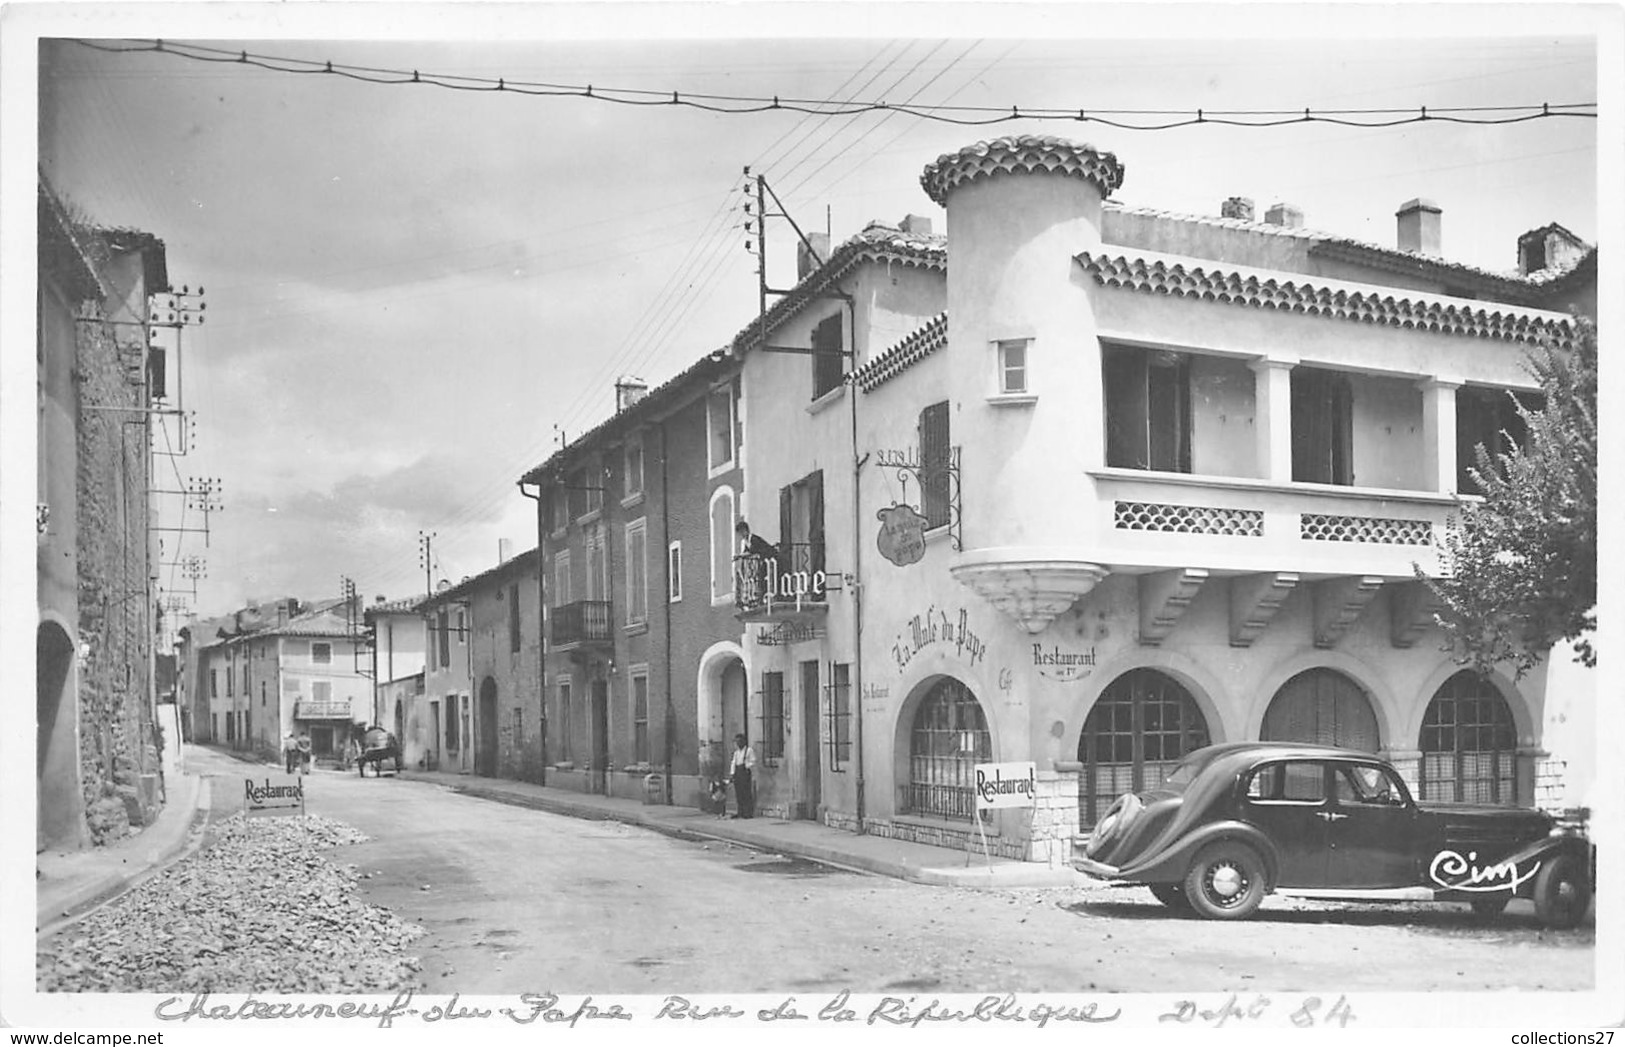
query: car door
[
  {"left": 1240, "top": 760, "right": 1331, "bottom": 888},
  {"left": 1325, "top": 762, "right": 1420, "bottom": 888}
]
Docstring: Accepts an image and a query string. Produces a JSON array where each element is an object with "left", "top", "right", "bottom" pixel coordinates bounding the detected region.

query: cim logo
[{"left": 1427, "top": 849, "right": 1540, "bottom": 893}]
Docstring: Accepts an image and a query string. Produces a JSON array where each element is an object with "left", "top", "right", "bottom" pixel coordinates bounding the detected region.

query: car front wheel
[
  {"left": 1533, "top": 852, "right": 1592, "bottom": 930},
  {"left": 1184, "top": 842, "right": 1267, "bottom": 920}
]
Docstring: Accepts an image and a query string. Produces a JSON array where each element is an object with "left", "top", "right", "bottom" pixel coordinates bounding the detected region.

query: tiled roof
[
  {"left": 363, "top": 595, "right": 424, "bottom": 620},
  {"left": 1077, "top": 249, "right": 1576, "bottom": 350},
  {"left": 855, "top": 313, "right": 949, "bottom": 392},
  {"left": 726, "top": 222, "right": 945, "bottom": 358},
  {"left": 1103, "top": 201, "right": 1595, "bottom": 303},
  {"left": 415, "top": 546, "right": 541, "bottom": 610},
  {"left": 920, "top": 135, "right": 1125, "bottom": 207},
  {"left": 520, "top": 350, "right": 734, "bottom": 484}
]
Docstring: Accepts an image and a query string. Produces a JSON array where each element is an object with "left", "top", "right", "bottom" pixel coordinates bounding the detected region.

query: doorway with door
[
  {"left": 478, "top": 676, "right": 499, "bottom": 777},
  {"left": 591, "top": 675, "right": 610, "bottom": 794},
  {"left": 799, "top": 659, "right": 821, "bottom": 818}
]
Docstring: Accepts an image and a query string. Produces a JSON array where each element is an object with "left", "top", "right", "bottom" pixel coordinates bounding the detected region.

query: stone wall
[{"left": 74, "top": 291, "right": 160, "bottom": 845}]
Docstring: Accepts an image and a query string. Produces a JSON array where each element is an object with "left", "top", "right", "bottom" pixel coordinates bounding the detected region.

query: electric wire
[{"left": 69, "top": 39, "right": 1596, "bottom": 128}]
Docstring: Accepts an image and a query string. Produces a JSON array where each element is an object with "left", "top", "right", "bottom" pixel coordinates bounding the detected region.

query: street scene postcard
[{"left": 3, "top": 1, "right": 1620, "bottom": 1040}]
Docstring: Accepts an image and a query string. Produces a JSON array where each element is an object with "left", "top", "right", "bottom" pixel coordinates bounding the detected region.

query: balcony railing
[
  {"left": 550, "top": 599, "right": 613, "bottom": 647},
  {"left": 294, "top": 700, "right": 353, "bottom": 721},
  {"left": 734, "top": 542, "right": 827, "bottom": 614},
  {"left": 898, "top": 781, "right": 977, "bottom": 822}
]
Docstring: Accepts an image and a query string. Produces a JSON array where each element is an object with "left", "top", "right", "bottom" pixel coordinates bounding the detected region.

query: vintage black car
[
  {"left": 356, "top": 726, "right": 402, "bottom": 777},
  {"left": 1075, "top": 742, "right": 1592, "bottom": 928}
]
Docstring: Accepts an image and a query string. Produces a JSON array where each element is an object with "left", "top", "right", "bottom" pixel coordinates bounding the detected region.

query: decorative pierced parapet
[
  {"left": 1229, "top": 572, "right": 1299, "bottom": 647},
  {"left": 1300, "top": 513, "right": 1433, "bottom": 545},
  {"left": 952, "top": 551, "right": 1110, "bottom": 635},
  {"left": 1389, "top": 579, "right": 1444, "bottom": 648},
  {"left": 1115, "top": 500, "right": 1264, "bottom": 537},
  {"left": 1312, "top": 575, "right": 1385, "bottom": 648},
  {"left": 1139, "top": 568, "right": 1209, "bottom": 646}
]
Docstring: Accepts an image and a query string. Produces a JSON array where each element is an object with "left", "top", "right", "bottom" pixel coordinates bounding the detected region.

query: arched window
[
  {"left": 1419, "top": 672, "right": 1518, "bottom": 804},
  {"left": 1078, "top": 669, "right": 1210, "bottom": 827},
  {"left": 1261, "top": 668, "right": 1379, "bottom": 752},
  {"left": 904, "top": 678, "right": 990, "bottom": 821}
]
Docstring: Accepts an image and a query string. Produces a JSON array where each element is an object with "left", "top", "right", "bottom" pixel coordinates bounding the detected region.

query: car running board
[{"left": 1274, "top": 886, "right": 1438, "bottom": 902}]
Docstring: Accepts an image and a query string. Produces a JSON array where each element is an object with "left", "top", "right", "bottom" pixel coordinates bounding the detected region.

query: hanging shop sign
[
  {"left": 876, "top": 503, "right": 928, "bottom": 567},
  {"left": 1032, "top": 643, "right": 1098, "bottom": 683},
  {"left": 756, "top": 620, "right": 824, "bottom": 647},
  {"left": 245, "top": 775, "right": 306, "bottom": 814},
  {"left": 890, "top": 605, "right": 988, "bottom": 672},
  {"left": 974, "top": 761, "right": 1039, "bottom": 810}
]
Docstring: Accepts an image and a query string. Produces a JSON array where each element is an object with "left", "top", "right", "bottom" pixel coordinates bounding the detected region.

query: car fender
[{"left": 1118, "top": 820, "right": 1280, "bottom": 888}]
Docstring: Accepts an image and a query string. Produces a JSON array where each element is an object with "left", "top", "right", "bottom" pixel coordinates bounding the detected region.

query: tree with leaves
[{"left": 1424, "top": 316, "right": 1597, "bottom": 680}]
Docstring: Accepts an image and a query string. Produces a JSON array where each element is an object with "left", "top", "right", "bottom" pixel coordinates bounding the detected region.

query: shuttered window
[
  {"left": 1104, "top": 346, "right": 1191, "bottom": 472},
  {"left": 919, "top": 401, "right": 951, "bottom": 529},
  {"left": 1291, "top": 367, "right": 1354, "bottom": 485},
  {"left": 811, "top": 314, "right": 845, "bottom": 400}
]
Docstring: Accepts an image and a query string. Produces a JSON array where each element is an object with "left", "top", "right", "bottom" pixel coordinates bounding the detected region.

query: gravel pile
[{"left": 38, "top": 813, "right": 424, "bottom": 994}]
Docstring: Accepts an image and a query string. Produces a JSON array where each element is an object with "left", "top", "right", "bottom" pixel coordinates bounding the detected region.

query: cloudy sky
[{"left": 15, "top": 4, "right": 1607, "bottom": 620}]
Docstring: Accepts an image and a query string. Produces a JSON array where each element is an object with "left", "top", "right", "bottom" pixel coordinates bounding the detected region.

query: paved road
[{"left": 214, "top": 756, "right": 1593, "bottom": 995}]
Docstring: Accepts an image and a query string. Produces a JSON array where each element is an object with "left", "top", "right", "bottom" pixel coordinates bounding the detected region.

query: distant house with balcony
[
  {"left": 197, "top": 597, "right": 371, "bottom": 762},
  {"left": 732, "top": 135, "right": 1595, "bottom": 861},
  {"left": 522, "top": 360, "right": 746, "bottom": 806}
]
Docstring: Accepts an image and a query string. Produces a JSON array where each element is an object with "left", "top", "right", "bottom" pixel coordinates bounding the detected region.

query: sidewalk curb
[
  {"left": 37, "top": 773, "right": 214, "bottom": 937},
  {"left": 446, "top": 781, "right": 1080, "bottom": 890}
]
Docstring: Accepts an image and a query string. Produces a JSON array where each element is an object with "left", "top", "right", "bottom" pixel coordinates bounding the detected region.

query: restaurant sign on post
[
  {"left": 245, "top": 775, "right": 306, "bottom": 818},
  {"left": 968, "top": 761, "right": 1037, "bottom": 870}
]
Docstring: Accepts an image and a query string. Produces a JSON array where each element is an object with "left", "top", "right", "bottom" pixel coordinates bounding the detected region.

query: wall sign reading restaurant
[
  {"left": 756, "top": 620, "right": 824, "bottom": 647},
  {"left": 1033, "top": 644, "right": 1098, "bottom": 683}
]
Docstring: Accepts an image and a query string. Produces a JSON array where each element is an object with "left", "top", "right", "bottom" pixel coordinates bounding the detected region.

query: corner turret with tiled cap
[
  {"left": 929, "top": 136, "right": 1124, "bottom": 635},
  {"left": 919, "top": 135, "right": 1126, "bottom": 207}
]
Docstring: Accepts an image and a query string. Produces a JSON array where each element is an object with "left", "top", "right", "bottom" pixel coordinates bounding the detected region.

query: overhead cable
[{"left": 71, "top": 39, "right": 1597, "bottom": 128}]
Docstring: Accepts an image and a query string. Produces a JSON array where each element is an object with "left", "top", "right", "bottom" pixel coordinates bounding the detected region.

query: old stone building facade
[{"left": 37, "top": 181, "right": 170, "bottom": 849}]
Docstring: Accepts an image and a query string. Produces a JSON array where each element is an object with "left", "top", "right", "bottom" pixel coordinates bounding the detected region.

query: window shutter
[
  {"left": 806, "top": 471, "right": 825, "bottom": 574},
  {"left": 779, "top": 483, "right": 793, "bottom": 565},
  {"left": 919, "top": 402, "right": 950, "bottom": 528}
]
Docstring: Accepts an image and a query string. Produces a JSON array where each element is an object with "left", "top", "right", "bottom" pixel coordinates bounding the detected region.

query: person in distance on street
[
  {"left": 283, "top": 731, "right": 300, "bottom": 774},
  {"left": 727, "top": 733, "right": 757, "bottom": 819}
]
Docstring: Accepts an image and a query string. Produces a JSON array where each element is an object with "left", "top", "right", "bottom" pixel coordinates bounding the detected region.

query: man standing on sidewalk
[
  {"left": 284, "top": 731, "right": 300, "bottom": 774},
  {"left": 728, "top": 733, "right": 756, "bottom": 819}
]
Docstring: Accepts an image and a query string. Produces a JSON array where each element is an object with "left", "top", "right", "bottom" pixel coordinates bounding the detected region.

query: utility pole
[{"left": 417, "top": 531, "right": 436, "bottom": 598}]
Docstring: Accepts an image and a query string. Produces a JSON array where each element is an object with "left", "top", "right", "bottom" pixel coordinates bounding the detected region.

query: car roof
[{"left": 1190, "top": 741, "right": 1389, "bottom": 773}]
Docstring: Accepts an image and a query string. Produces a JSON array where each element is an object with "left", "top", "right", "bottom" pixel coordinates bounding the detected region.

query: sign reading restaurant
[
  {"left": 245, "top": 775, "right": 305, "bottom": 814},
  {"left": 756, "top": 620, "right": 824, "bottom": 647},
  {"left": 1033, "top": 643, "right": 1097, "bottom": 683},
  {"left": 974, "top": 761, "right": 1038, "bottom": 810}
]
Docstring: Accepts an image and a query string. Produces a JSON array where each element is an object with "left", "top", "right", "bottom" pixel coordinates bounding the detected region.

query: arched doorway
[
  {"left": 1419, "top": 671, "right": 1518, "bottom": 804},
  {"left": 900, "top": 677, "right": 990, "bottom": 821},
  {"left": 1261, "top": 668, "right": 1379, "bottom": 751},
  {"left": 37, "top": 621, "right": 82, "bottom": 850},
  {"left": 477, "top": 676, "right": 499, "bottom": 777},
  {"left": 1078, "top": 668, "right": 1211, "bottom": 827},
  {"left": 720, "top": 660, "right": 748, "bottom": 749}
]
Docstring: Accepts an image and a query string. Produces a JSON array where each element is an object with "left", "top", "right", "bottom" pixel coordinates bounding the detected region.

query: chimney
[
  {"left": 1396, "top": 198, "right": 1442, "bottom": 255},
  {"left": 498, "top": 538, "right": 513, "bottom": 564},
  {"left": 796, "top": 232, "right": 831, "bottom": 281},
  {"left": 899, "top": 214, "right": 933, "bottom": 236},
  {"left": 1220, "top": 197, "right": 1255, "bottom": 222},
  {"left": 614, "top": 376, "right": 648, "bottom": 412},
  {"left": 1264, "top": 203, "right": 1303, "bottom": 229}
]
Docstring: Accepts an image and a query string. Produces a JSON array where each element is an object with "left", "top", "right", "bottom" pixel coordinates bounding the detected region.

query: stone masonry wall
[{"left": 74, "top": 294, "right": 160, "bottom": 845}]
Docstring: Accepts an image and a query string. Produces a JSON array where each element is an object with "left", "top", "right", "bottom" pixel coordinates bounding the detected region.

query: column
[
  {"left": 1248, "top": 356, "right": 1297, "bottom": 482},
  {"left": 1418, "top": 377, "right": 1463, "bottom": 494}
]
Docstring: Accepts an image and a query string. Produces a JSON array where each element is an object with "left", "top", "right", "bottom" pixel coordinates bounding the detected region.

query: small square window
[
  {"left": 311, "top": 642, "right": 332, "bottom": 664},
  {"left": 998, "top": 339, "right": 1029, "bottom": 394}
]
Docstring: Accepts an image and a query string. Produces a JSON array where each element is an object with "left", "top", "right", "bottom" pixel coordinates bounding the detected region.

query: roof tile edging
[
  {"left": 855, "top": 313, "right": 949, "bottom": 393},
  {"left": 1077, "top": 250, "right": 1575, "bottom": 350}
]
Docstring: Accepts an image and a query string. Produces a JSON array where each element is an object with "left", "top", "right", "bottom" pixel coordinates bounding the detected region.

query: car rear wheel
[
  {"left": 1149, "top": 883, "right": 1192, "bottom": 910},
  {"left": 1085, "top": 794, "right": 1142, "bottom": 858},
  {"left": 1184, "top": 841, "right": 1267, "bottom": 920},
  {"left": 1533, "top": 852, "right": 1592, "bottom": 930},
  {"left": 1469, "top": 896, "right": 1509, "bottom": 920}
]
